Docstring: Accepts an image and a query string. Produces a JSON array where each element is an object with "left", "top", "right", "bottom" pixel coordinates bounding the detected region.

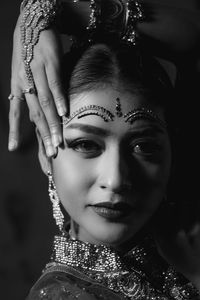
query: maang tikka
[{"left": 48, "top": 171, "right": 64, "bottom": 232}]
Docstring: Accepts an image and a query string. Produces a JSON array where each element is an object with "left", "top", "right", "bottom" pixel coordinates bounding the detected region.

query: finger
[
  {"left": 25, "top": 92, "right": 57, "bottom": 157},
  {"left": 8, "top": 88, "right": 24, "bottom": 151},
  {"left": 46, "top": 61, "right": 67, "bottom": 117},
  {"left": 33, "top": 66, "right": 62, "bottom": 147}
]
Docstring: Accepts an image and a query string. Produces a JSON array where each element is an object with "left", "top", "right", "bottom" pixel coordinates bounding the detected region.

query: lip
[{"left": 90, "top": 202, "right": 133, "bottom": 220}]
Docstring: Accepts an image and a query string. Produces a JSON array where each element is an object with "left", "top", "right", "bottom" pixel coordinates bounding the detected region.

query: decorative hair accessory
[
  {"left": 63, "top": 98, "right": 167, "bottom": 129},
  {"left": 86, "top": 0, "right": 145, "bottom": 45},
  {"left": 20, "top": 0, "right": 60, "bottom": 87},
  {"left": 48, "top": 171, "right": 64, "bottom": 232}
]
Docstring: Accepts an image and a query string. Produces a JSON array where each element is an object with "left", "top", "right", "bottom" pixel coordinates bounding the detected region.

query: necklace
[
  {"left": 46, "top": 234, "right": 169, "bottom": 299},
  {"left": 43, "top": 232, "right": 199, "bottom": 300}
]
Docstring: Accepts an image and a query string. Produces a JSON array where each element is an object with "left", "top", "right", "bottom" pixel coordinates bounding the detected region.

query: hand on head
[{"left": 9, "top": 15, "right": 66, "bottom": 157}]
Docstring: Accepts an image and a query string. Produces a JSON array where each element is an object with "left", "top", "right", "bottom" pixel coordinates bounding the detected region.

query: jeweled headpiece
[
  {"left": 63, "top": 98, "right": 167, "bottom": 129},
  {"left": 72, "top": 0, "right": 145, "bottom": 48}
]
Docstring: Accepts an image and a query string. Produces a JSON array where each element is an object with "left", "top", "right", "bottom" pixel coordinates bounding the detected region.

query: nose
[{"left": 98, "top": 145, "right": 131, "bottom": 193}]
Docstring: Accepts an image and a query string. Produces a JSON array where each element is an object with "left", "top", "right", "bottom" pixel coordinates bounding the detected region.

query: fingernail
[
  {"left": 57, "top": 106, "right": 66, "bottom": 116},
  {"left": 46, "top": 145, "right": 56, "bottom": 157},
  {"left": 52, "top": 134, "right": 62, "bottom": 148},
  {"left": 53, "top": 147, "right": 58, "bottom": 159},
  {"left": 8, "top": 139, "right": 18, "bottom": 151}
]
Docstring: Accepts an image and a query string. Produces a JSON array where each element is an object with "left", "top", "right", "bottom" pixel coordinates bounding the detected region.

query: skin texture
[
  {"left": 37, "top": 86, "right": 200, "bottom": 288},
  {"left": 52, "top": 87, "right": 171, "bottom": 250},
  {"left": 9, "top": 16, "right": 65, "bottom": 156}
]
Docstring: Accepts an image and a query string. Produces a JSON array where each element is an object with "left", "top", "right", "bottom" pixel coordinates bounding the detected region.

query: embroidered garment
[{"left": 26, "top": 232, "right": 199, "bottom": 300}]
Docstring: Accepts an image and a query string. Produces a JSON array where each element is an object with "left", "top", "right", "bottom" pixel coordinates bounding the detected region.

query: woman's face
[{"left": 52, "top": 86, "right": 171, "bottom": 249}]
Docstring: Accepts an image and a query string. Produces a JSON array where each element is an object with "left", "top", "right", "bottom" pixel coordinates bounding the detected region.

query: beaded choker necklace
[
  {"left": 44, "top": 233, "right": 200, "bottom": 300},
  {"left": 45, "top": 234, "right": 169, "bottom": 299}
]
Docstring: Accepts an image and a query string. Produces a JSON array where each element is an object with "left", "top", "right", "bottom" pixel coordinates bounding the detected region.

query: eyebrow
[
  {"left": 64, "top": 123, "right": 165, "bottom": 137},
  {"left": 65, "top": 123, "right": 110, "bottom": 136}
]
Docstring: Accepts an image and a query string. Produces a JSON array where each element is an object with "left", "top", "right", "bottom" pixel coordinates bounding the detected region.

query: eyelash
[
  {"left": 65, "top": 137, "right": 162, "bottom": 159},
  {"left": 130, "top": 139, "right": 162, "bottom": 157},
  {"left": 65, "top": 138, "right": 103, "bottom": 157}
]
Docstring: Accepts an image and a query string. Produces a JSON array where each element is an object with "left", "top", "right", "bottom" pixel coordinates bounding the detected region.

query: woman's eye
[
  {"left": 66, "top": 139, "right": 102, "bottom": 156},
  {"left": 131, "top": 140, "right": 162, "bottom": 156}
]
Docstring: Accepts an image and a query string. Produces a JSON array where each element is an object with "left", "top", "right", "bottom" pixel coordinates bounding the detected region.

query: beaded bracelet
[{"left": 20, "top": 0, "right": 61, "bottom": 86}]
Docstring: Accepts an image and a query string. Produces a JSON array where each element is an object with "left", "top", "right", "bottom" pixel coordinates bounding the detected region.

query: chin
[{"left": 80, "top": 220, "right": 139, "bottom": 248}]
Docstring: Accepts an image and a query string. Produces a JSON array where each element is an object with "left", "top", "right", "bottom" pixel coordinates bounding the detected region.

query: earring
[{"left": 48, "top": 171, "right": 64, "bottom": 232}]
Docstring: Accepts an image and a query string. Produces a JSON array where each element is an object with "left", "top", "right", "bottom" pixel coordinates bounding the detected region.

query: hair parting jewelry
[{"left": 48, "top": 171, "right": 64, "bottom": 232}]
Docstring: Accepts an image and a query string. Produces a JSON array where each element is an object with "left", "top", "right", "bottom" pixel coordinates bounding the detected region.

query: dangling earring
[{"left": 48, "top": 171, "right": 64, "bottom": 232}]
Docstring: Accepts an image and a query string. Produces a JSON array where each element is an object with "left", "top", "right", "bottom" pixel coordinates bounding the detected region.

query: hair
[{"left": 63, "top": 43, "right": 175, "bottom": 119}]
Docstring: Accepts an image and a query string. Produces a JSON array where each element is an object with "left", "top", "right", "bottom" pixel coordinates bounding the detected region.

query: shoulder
[{"left": 26, "top": 265, "right": 122, "bottom": 300}]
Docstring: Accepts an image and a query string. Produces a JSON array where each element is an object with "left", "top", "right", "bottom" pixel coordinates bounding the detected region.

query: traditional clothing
[{"left": 26, "top": 230, "right": 199, "bottom": 300}]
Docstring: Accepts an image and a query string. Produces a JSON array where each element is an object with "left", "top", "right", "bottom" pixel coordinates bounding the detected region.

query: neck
[{"left": 69, "top": 219, "right": 151, "bottom": 255}]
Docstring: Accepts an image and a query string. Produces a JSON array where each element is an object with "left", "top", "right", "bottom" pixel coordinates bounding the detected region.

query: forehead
[
  {"left": 70, "top": 87, "right": 159, "bottom": 114},
  {"left": 63, "top": 87, "right": 167, "bottom": 138},
  {"left": 70, "top": 88, "right": 145, "bottom": 112},
  {"left": 69, "top": 87, "right": 164, "bottom": 119},
  {"left": 64, "top": 87, "right": 167, "bottom": 136}
]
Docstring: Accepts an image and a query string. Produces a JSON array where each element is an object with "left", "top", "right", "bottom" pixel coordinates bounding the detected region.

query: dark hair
[{"left": 63, "top": 43, "right": 174, "bottom": 114}]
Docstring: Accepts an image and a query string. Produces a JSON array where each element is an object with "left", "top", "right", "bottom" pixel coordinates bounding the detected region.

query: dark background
[
  {"left": 0, "top": 1, "right": 57, "bottom": 299},
  {"left": 0, "top": 1, "right": 200, "bottom": 300}
]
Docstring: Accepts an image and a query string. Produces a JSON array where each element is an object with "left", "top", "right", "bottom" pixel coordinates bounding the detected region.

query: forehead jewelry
[
  {"left": 123, "top": 108, "right": 167, "bottom": 128},
  {"left": 63, "top": 105, "right": 115, "bottom": 126},
  {"left": 115, "top": 97, "right": 123, "bottom": 117},
  {"left": 63, "top": 98, "right": 167, "bottom": 129}
]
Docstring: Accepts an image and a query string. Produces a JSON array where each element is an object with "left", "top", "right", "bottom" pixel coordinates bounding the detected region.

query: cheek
[
  {"left": 52, "top": 149, "right": 95, "bottom": 213},
  {"left": 139, "top": 142, "right": 171, "bottom": 187},
  {"left": 132, "top": 151, "right": 171, "bottom": 211}
]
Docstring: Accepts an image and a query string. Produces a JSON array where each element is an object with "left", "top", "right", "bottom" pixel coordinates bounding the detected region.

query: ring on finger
[
  {"left": 22, "top": 87, "right": 37, "bottom": 95},
  {"left": 8, "top": 93, "right": 25, "bottom": 101}
]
